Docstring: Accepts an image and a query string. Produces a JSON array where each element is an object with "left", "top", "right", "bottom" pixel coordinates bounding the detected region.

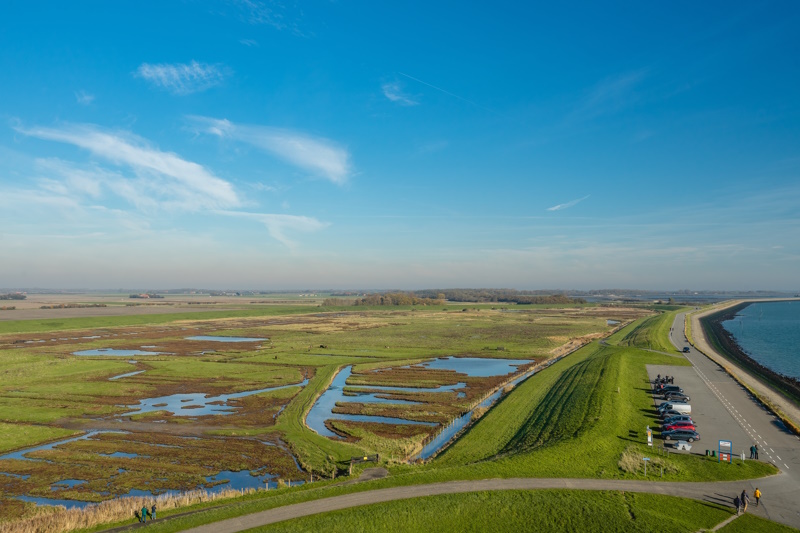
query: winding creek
[{"left": 306, "top": 357, "right": 533, "bottom": 448}]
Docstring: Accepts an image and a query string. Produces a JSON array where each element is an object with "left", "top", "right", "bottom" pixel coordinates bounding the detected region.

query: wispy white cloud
[
  {"left": 239, "top": 38, "right": 259, "bottom": 46},
  {"left": 382, "top": 81, "right": 418, "bottom": 106},
  {"left": 135, "top": 61, "right": 228, "bottom": 95},
  {"left": 189, "top": 116, "right": 352, "bottom": 185},
  {"left": 570, "top": 70, "right": 647, "bottom": 121},
  {"left": 233, "top": 0, "right": 307, "bottom": 36},
  {"left": 216, "top": 210, "right": 328, "bottom": 247},
  {"left": 16, "top": 123, "right": 240, "bottom": 210},
  {"left": 75, "top": 90, "right": 95, "bottom": 105},
  {"left": 547, "top": 195, "right": 590, "bottom": 211}
]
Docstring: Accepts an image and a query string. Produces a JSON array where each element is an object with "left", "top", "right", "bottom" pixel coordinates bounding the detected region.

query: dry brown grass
[{"left": 0, "top": 487, "right": 256, "bottom": 533}]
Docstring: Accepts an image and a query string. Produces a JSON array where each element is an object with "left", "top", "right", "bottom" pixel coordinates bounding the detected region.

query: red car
[{"left": 662, "top": 422, "right": 696, "bottom": 432}]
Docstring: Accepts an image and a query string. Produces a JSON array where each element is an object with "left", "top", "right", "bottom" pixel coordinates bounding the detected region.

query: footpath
[{"left": 172, "top": 477, "right": 782, "bottom": 533}]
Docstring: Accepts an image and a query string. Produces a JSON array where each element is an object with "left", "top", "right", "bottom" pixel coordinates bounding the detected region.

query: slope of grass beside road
[
  {"left": 617, "top": 309, "right": 685, "bottom": 353},
  {"left": 252, "top": 490, "right": 732, "bottom": 533},
  {"left": 433, "top": 327, "right": 772, "bottom": 481}
]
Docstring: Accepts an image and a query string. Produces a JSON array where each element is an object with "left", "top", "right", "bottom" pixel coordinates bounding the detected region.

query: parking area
[{"left": 646, "top": 364, "right": 755, "bottom": 458}]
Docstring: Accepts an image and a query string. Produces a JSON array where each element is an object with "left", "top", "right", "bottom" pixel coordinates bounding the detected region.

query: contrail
[
  {"left": 398, "top": 72, "right": 481, "bottom": 107},
  {"left": 547, "top": 195, "right": 590, "bottom": 211}
]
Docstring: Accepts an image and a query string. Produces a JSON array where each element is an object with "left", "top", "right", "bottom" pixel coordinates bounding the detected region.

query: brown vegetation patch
[{"left": 329, "top": 420, "right": 435, "bottom": 440}]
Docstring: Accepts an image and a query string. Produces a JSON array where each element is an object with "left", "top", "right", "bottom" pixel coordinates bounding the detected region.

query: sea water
[{"left": 722, "top": 300, "right": 800, "bottom": 379}]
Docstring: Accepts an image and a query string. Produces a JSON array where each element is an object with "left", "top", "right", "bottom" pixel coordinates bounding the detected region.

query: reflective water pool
[
  {"left": 122, "top": 379, "right": 309, "bottom": 417},
  {"left": 74, "top": 349, "right": 164, "bottom": 356},
  {"left": 184, "top": 336, "right": 267, "bottom": 342},
  {"left": 306, "top": 367, "right": 438, "bottom": 438}
]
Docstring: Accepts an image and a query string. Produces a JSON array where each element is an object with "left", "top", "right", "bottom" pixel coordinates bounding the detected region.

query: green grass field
[{"left": 250, "top": 490, "right": 733, "bottom": 533}]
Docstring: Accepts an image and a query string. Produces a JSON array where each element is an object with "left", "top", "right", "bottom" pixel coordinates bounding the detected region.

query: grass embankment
[
  {"left": 434, "top": 340, "right": 773, "bottom": 481},
  {"left": 0, "top": 423, "right": 79, "bottom": 453},
  {"left": 252, "top": 490, "right": 732, "bottom": 533},
  {"left": 616, "top": 309, "right": 686, "bottom": 353},
  {"left": 717, "top": 513, "right": 798, "bottom": 533}
]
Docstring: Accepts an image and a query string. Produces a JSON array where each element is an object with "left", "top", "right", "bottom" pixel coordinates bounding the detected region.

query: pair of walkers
[
  {"left": 134, "top": 504, "right": 157, "bottom": 523},
  {"left": 749, "top": 443, "right": 759, "bottom": 459},
  {"left": 735, "top": 489, "right": 761, "bottom": 514}
]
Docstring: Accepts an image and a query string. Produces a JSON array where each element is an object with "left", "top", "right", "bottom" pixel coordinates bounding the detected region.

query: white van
[{"left": 663, "top": 402, "right": 691, "bottom": 414}]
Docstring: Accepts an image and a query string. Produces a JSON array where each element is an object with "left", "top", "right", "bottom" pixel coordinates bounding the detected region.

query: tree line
[{"left": 413, "top": 289, "right": 585, "bottom": 305}]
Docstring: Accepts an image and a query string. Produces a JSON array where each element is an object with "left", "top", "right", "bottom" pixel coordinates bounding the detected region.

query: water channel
[
  {"left": 307, "top": 357, "right": 534, "bottom": 440},
  {"left": 121, "top": 378, "right": 309, "bottom": 417}
]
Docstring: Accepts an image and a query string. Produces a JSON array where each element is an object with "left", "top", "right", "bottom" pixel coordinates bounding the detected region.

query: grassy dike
[
  {"left": 77, "top": 312, "right": 780, "bottom": 533},
  {"left": 251, "top": 490, "right": 734, "bottom": 533}
]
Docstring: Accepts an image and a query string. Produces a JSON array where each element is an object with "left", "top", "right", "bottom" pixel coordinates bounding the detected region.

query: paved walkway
[{"left": 179, "top": 476, "right": 793, "bottom": 533}]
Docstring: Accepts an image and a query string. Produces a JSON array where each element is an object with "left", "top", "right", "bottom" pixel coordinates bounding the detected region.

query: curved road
[{"left": 181, "top": 476, "right": 789, "bottom": 533}]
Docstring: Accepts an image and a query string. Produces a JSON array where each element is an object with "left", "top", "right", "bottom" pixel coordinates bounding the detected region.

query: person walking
[
  {"left": 755, "top": 444, "right": 759, "bottom": 459},
  {"left": 750, "top": 445, "right": 756, "bottom": 459},
  {"left": 141, "top": 505, "right": 148, "bottom": 523},
  {"left": 733, "top": 495, "right": 741, "bottom": 515},
  {"left": 754, "top": 488, "right": 761, "bottom": 507},
  {"left": 741, "top": 490, "right": 750, "bottom": 513},
  {"left": 151, "top": 503, "right": 157, "bottom": 520}
]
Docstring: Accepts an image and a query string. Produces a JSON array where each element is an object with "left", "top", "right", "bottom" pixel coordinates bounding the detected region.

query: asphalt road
[{"left": 667, "top": 312, "right": 800, "bottom": 528}]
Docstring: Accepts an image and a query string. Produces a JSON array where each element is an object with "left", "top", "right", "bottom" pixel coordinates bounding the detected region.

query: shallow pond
[
  {"left": 73, "top": 349, "right": 164, "bottom": 357},
  {"left": 184, "top": 336, "right": 267, "bottom": 342},
  {"left": 122, "top": 379, "right": 309, "bottom": 417},
  {"left": 108, "top": 370, "right": 145, "bottom": 381},
  {"left": 306, "top": 366, "right": 438, "bottom": 439},
  {"left": 403, "top": 356, "right": 532, "bottom": 377}
]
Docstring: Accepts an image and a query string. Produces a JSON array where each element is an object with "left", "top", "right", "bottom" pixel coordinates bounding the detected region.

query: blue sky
[{"left": 1, "top": 1, "right": 799, "bottom": 290}]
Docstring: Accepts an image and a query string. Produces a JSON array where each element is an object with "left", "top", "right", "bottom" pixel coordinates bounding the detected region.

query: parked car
[
  {"left": 662, "top": 415, "right": 694, "bottom": 426},
  {"left": 659, "top": 385, "right": 683, "bottom": 394},
  {"left": 663, "top": 391, "right": 690, "bottom": 402},
  {"left": 662, "top": 422, "right": 697, "bottom": 432},
  {"left": 662, "top": 429, "right": 700, "bottom": 442},
  {"left": 659, "top": 409, "right": 686, "bottom": 420},
  {"left": 657, "top": 402, "right": 691, "bottom": 414}
]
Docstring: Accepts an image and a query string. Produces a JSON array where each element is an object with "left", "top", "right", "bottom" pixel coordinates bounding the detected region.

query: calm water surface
[{"left": 722, "top": 301, "right": 800, "bottom": 379}]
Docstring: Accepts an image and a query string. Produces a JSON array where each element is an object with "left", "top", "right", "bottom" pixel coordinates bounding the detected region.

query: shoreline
[
  {"left": 702, "top": 301, "right": 800, "bottom": 403},
  {"left": 689, "top": 299, "right": 800, "bottom": 432}
]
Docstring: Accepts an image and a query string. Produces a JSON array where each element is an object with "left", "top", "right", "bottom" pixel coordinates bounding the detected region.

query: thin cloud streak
[
  {"left": 190, "top": 116, "right": 352, "bottom": 185},
  {"left": 75, "top": 91, "right": 95, "bottom": 105},
  {"left": 135, "top": 61, "right": 228, "bottom": 95},
  {"left": 216, "top": 210, "right": 329, "bottom": 247},
  {"left": 398, "top": 72, "right": 481, "bottom": 108},
  {"left": 382, "top": 82, "right": 418, "bottom": 106},
  {"left": 16, "top": 123, "right": 240, "bottom": 209},
  {"left": 547, "top": 195, "right": 590, "bottom": 211}
]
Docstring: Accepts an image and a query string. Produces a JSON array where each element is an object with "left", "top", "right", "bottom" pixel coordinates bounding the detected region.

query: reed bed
[{"left": 0, "top": 487, "right": 256, "bottom": 533}]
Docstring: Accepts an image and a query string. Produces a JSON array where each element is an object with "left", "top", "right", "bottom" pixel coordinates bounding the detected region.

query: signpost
[
  {"left": 718, "top": 440, "right": 733, "bottom": 463},
  {"left": 643, "top": 457, "right": 650, "bottom": 476}
]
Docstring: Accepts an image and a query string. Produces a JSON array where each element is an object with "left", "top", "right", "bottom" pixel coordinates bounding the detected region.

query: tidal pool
[
  {"left": 403, "top": 356, "right": 532, "bottom": 377},
  {"left": 306, "top": 366, "right": 437, "bottom": 439},
  {"left": 0, "top": 431, "right": 103, "bottom": 462},
  {"left": 108, "top": 370, "right": 145, "bottom": 381},
  {"left": 122, "top": 379, "right": 309, "bottom": 417},
  {"left": 185, "top": 336, "right": 267, "bottom": 342},
  {"left": 73, "top": 349, "right": 164, "bottom": 356}
]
